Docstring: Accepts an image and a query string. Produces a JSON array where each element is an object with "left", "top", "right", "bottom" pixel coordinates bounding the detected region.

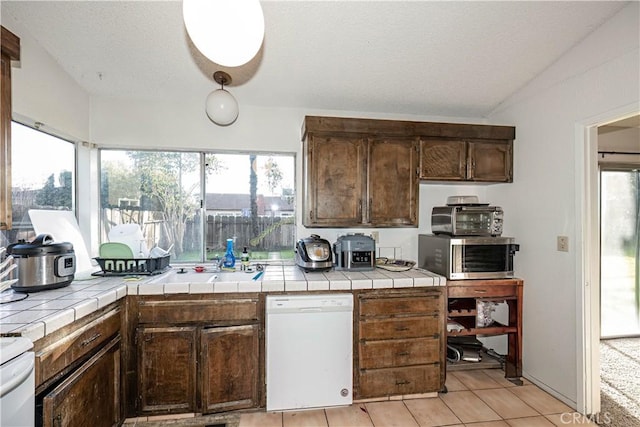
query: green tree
[
  {"left": 249, "top": 155, "right": 259, "bottom": 240},
  {"left": 35, "top": 172, "right": 72, "bottom": 209},
  {"left": 127, "top": 152, "right": 199, "bottom": 257}
]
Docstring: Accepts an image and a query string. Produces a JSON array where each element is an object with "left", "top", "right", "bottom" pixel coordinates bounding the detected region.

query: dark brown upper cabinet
[
  {"left": 302, "top": 116, "right": 419, "bottom": 227},
  {"left": 420, "top": 138, "right": 513, "bottom": 182},
  {"left": 301, "top": 116, "right": 515, "bottom": 228}
]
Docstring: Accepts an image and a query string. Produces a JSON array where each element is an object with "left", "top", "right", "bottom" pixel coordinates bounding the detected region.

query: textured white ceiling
[{"left": 1, "top": 1, "right": 630, "bottom": 118}]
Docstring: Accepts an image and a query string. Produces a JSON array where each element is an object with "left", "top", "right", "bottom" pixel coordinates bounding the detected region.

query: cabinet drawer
[
  {"left": 359, "top": 295, "right": 441, "bottom": 317},
  {"left": 36, "top": 308, "right": 121, "bottom": 386},
  {"left": 138, "top": 298, "right": 259, "bottom": 324},
  {"left": 359, "top": 337, "right": 440, "bottom": 369},
  {"left": 358, "top": 364, "right": 440, "bottom": 397},
  {"left": 359, "top": 315, "right": 440, "bottom": 340},
  {"left": 447, "top": 285, "right": 516, "bottom": 298}
]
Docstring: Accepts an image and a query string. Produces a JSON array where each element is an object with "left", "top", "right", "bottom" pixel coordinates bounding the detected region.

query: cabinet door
[
  {"left": 368, "top": 137, "right": 419, "bottom": 226},
  {"left": 201, "top": 324, "right": 259, "bottom": 413},
  {"left": 137, "top": 326, "right": 197, "bottom": 414},
  {"left": 419, "top": 139, "right": 466, "bottom": 180},
  {"left": 304, "top": 134, "right": 366, "bottom": 226},
  {"left": 467, "top": 140, "right": 512, "bottom": 182},
  {"left": 42, "top": 337, "right": 121, "bottom": 427}
]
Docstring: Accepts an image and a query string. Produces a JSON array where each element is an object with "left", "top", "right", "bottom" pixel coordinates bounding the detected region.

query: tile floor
[{"left": 237, "top": 369, "right": 598, "bottom": 427}]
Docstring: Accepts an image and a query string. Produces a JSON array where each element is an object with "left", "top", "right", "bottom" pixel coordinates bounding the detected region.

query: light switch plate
[{"left": 557, "top": 236, "right": 569, "bottom": 252}]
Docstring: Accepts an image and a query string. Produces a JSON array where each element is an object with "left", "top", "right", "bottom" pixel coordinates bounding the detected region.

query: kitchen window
[
  {"left": 0, "top": 121, "right": 76, "bottom": 246},
  {"left": 100, "top": 150, "right": 295, "bottom": 263}
]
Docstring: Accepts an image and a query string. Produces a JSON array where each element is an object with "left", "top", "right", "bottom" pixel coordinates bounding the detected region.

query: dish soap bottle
[
  {"left": 223, "top": 238, "right": 236, "bottom": 268},
  {"left": 240, "top": 247, "right": 250, "bottom": 271}
]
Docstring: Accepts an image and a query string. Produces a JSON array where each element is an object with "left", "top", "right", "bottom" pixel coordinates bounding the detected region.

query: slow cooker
[
  {"left": 7, "top": 234, "right": 76, "bottom": 292},
  {"left": 295, "top": 234, "right": 333, "bottom": 272}
]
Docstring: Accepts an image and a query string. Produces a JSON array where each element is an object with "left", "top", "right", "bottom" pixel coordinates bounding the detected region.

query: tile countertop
[{"left": 0, "top": 263, "right": 445, "bottom": 342}]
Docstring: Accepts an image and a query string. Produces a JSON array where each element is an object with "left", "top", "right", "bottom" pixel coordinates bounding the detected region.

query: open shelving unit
[{"left": 445, "top": 278, "right": 524, "bottom": 380}]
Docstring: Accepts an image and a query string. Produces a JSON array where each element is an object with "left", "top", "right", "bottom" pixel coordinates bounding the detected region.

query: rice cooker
[
  {"left": 7, "top": 234, "right": 76, "bottom": 292},
  {"left": 295, "top": 234, "right": 333, "bottom": 272}
]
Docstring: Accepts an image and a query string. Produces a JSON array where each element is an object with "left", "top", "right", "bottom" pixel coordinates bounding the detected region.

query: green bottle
[{"left": 240, "top": 247, "right": 250, "bottom": 271}]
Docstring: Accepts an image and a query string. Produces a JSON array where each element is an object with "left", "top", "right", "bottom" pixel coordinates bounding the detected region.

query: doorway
[
  {"left": 595, "top": 116, "right": 640, "bottom": 424},
  {"left": 600, "top": 167, "right": 640, "bottom": 338}
]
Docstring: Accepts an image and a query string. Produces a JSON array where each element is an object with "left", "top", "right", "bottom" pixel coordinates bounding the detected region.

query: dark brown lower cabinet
[
  {"left": 201, "top": 324, "right": 260, "bottom": 413},
  {"left": 42, "top": 337, "right": 121, "bottom": 427},
  {"left": 136, "top": 326, "right": 197, "bottom": 414},
  {"left": 355, "top": 288, "right": 446, "bottom": 399},
  {"left": 129, "top": 295, "right": 262, "bottom": 417}
]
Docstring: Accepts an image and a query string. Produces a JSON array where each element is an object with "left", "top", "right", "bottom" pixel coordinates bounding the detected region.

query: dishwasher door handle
[{"left": 299, "top": 307, "right": 323, "bottom": 312}]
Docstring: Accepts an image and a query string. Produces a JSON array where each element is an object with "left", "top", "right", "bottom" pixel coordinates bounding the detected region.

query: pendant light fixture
[
  {"left": 206, "top": 71, "right": 239, "bottom": 126},
  {"left": 183, "top": 0, "right": 265, "bottom": 67}
]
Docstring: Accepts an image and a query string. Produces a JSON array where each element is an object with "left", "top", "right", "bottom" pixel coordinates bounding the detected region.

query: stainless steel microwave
[
  {"left": 431, "top": 205, "right": 503, "bottom": 236},
  {"left": 418, "top": 234, "right": 519, "bottom": 280}
]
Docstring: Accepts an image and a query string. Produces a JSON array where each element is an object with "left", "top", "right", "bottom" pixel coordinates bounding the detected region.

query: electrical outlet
[
  {"left": 557, "top": 236, "right": 569, "bottom": 252},
  {"left": 371, "top": 231, "right": 380, "bottom": 243}
]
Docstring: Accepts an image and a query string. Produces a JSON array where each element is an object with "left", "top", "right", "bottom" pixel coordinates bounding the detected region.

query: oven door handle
[{"left": 0, "top": 354, "right": 34, "bottom": 398}]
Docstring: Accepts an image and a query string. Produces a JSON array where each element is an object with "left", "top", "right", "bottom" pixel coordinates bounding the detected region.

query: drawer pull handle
[
  {"left": 395, "top": 326, "right": 409, "bottom": 331},
  {"left": 474, "top": 289, "right": 487, "bottom": 294},
  {"left": 81, "top": 333, "right": 101, "bottom": 347},
  {"left": 395, "top": 380, "right": 410, "bottom": 386},
  {"left": 396, "top": 351, "right": 410, "bottom": 356}
]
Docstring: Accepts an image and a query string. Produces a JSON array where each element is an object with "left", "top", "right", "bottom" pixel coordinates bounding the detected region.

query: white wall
[
  {"left": 486, "top": 2, "right": 639, "bottom": 408},
  {"left": 2, "top": 14, "right": 90, "bottom": 142}
]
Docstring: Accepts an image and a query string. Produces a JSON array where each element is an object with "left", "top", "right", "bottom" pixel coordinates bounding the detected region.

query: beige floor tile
[
  {"left": 239, "top": 411, "right": 283, "bottom": 427},
  {"left": 463, "top": 422, "right": 510, "bottom": 427},
  {"left": 505, "top": 416, "right": 556, "bottom": 426},
  {"left": 445, "top": 372, "right": 469, "bottom": 391},
  {"left": 480, "top": 369, "right": 521, "bottom": 388},
  {"left": 473, "top": 388, "right": 539, "bottom": 419},
  {"left": 364, "top": 401, "right": 419, "bottom": 427},
  {"left": 439, "top": 390, "right": 501, "bottom": 424},
  {"left": 283, "top": 409, "right": 328, "bottom": 427},
  {"left": 452, "top": 370, "right": 503, "bottom": 390},
  {"left": 507, "top": 385, "right": 573, "bottom": 415},
  {"left": 325, "top": 404, "right": 373, "bottom": 427},
  {"left": 403, "top": 397, "right": 461, "bottom": 427},
  {"left": 544, "top": 413, "right": 599, "bottom": 426}
]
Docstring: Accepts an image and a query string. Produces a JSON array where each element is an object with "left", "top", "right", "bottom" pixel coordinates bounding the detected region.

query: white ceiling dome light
[
  {"left": 183, "top": 0, "right": 265, "bottom": 67},
  {"left": 206, "top": 71, "right": 239, "bottom": 126}
]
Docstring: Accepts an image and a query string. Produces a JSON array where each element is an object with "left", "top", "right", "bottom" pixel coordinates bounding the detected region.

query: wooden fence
[{"left": 205, "top": 215, "right": 296, "bottom": 252}]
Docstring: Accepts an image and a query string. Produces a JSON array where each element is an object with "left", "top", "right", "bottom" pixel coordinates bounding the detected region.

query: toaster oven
[{"left": 431, "top": 205, "right": 503, "bottom": 236}]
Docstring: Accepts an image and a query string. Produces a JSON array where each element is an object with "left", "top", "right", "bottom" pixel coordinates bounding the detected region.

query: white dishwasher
[{"left": 266, "top": 293, "right": 353, "bottom": 411}]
